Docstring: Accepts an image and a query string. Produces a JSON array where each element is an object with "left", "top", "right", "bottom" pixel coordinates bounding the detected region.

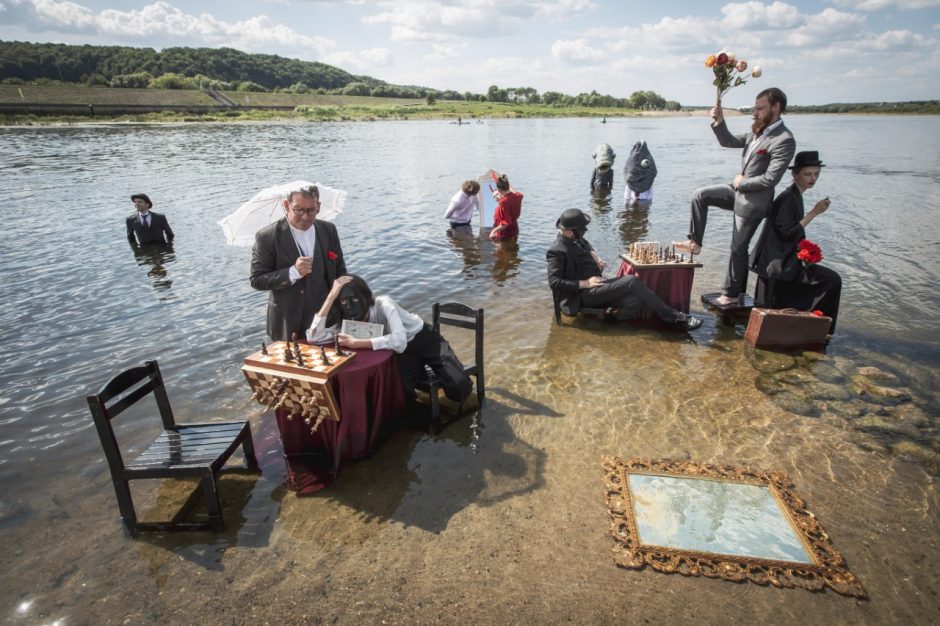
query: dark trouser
[
  {"left": 688, "top": 183, "right": 761, "bottom": 298},
  {"left": 580, "top": 275, "right": 680, "bottom": 322},
  {"left": 397, "top": 325, "right": 472, "bottom": 403},
  {"left": 767, "top": 265, "right": 843, "bottom": 333}
]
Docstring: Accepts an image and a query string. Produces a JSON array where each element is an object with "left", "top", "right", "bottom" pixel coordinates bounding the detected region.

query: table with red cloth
[
  {"left": 617, "top": 254, "right": 702, "bottom": 321},
  {"left": 273, "top": 347, "right": 406, "bottom": 495}
]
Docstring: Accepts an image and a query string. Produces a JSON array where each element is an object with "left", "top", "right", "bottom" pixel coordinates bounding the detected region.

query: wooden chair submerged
[
  {"left": 86, "top": 360, "right": 259, "bottom": 537},
  {"left": 415, "top": 302, "right": 485, "bottom": 434},
  {"left": 551, "top": 287, "right": 608, "bottom": 325}
]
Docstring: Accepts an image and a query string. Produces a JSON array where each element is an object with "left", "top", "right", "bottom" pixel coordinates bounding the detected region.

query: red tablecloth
[
  {"left": 617, "top": 259, "right": 695, "bottom": 319},
  {"left": 274, "top": 348, "right": 406, "bottom": 494}
]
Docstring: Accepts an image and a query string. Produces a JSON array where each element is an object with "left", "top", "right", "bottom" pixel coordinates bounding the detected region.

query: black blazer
[
  {"left": 126, "top": 212, "right": 174, "bottom": 245},
  {"left": 546, "top": 235, "right": 593, "bottom": 315},
  {"left": 750, "top": 183, "right": 805, "bottom": 281},
  {"left": 250, "top": 218, "right": 346, "bottom": 341}
]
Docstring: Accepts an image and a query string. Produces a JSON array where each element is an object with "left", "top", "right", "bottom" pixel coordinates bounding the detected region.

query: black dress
[{"left": 749, "top": 184, "right": 842, "bottom": 332}]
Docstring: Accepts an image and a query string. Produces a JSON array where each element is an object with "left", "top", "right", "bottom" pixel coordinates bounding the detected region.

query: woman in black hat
[
  {"left": 547, "top": 208, "right": 703, "bottom": 330},
  {"left": 749, "top": 151, "right": 842, "bottom": 331}
]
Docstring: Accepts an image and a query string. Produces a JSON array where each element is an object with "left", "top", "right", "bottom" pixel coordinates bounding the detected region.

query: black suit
[
  {"left": 126, "top": 212, "right": 174, "bottom": 245},
  {"left": 546, "top": 235, "right": 679, "bottom": 322},
  {"left": 750, "top": 183, "right": 842, "bottom": 331},
  {"left": 250, "top": 218, "right": 346, "bottom": 341}
]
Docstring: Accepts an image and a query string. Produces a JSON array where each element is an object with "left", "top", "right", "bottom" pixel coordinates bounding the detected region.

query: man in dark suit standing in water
[
  {"left": 673, "top": 87, "right": 796, "bottom": 305},
  {"left": 126, "top": 193, "right": 174, "bottom": 245},
  {"left": 250, "top": 184, "right": 347, "bottom": 341}
]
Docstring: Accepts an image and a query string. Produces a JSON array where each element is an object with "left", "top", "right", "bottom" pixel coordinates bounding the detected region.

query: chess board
[
  {"left": 241, "top": 341, "right": 355, "bottom": 431},
  {"left": 243, "top": 341, "right": 354, "bottom": 380},
  {"left": 620, "top": 253, "right": 702, "bottom": 270}
]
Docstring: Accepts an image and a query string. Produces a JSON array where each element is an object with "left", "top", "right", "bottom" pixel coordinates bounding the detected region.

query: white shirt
[
  {"left": 306, "top": 295, "right": 425, "bottom": 353},
  {"left": 443, "top": 190, "right": 480, "bottom": 224},
  {"left": 624, "top": 188, "right": 653, "bottom": 202},
  {"left": 745, "top": 118, "right": 783, "bottom": 161},
  {"left": 287, "top": 222, "right": 317, "bottom": 283}
]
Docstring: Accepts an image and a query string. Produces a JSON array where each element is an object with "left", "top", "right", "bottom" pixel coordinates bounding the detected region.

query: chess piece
[
  {"left": 334, "top": 335, "right": 346, "bottom": 357},
  {"left": 320, "top": 345, "right": 331, "bottom": 365},
  {"left": 283, "top": 345, "right": 294, "bottom": 362},
  {"left": 261, "top": 341, "right": 268, "bottom": 356}
]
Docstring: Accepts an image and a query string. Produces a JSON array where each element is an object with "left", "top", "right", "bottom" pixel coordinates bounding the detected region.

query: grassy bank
[{"left": 0, "top": 84, "right": 688, "bottom": 124}]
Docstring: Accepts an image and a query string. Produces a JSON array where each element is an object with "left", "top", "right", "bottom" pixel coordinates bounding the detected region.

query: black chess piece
[
  {"left": 320, "top": 345, "right": 331, "bottom": 365},
  {"left": 334, "top": 336, "right": 345, "bottom": 357},
  {"left": 261, "top": 341, "right": 268, "bottom": 356},
  {"left": 284, "top": 346, "right": 294, "bottom": 362}
]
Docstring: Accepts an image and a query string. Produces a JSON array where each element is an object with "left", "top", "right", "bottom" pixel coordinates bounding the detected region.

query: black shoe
[{"left": 674, "top": 313, "right": 703, "bottom": 331}]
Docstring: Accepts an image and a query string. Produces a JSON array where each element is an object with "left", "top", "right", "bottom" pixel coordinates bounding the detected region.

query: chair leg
[
  {"left": 112, "top": 478, "right": 139, "bottom": 537},
  {"left": 241, "top": 430, "right": 260, "bottom": 473},
  {"left": 201, "top": 474, "right": 224, "bottom": 533},
  {"left": 476, "top": 373, "right": 485, "bottom": 407},
  {"left": 429, "top": 380, "right": 442, "bottom": 434}
]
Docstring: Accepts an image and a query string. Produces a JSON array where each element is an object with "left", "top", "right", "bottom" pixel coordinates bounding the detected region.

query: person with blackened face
[{"left": 307, "top": 275, "right": 472, "bottom": 408}]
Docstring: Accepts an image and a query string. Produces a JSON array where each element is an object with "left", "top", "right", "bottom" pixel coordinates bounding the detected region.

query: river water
[{"left": 0, "top": 116, "right": 938, "bottom": 623}]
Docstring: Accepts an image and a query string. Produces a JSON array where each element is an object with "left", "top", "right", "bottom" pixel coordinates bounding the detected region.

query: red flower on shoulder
[
  {"left": 811, "top": 310, "right": 824, "bottom": 317},
  {"left": 327, "top": 251, "right": 338, "bottom": 261},
  {"left": 756, "top": 148, "right": 767, "bottom": 155}
]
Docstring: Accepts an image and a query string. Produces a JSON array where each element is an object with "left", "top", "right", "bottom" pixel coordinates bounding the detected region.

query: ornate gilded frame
[{"left": 602, "top": 457, "right": 866, "bottom": 598}]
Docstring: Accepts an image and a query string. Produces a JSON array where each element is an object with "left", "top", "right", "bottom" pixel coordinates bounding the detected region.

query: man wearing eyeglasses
[{"left": 250, "top": 185, "right": 347, "bottom": 341}]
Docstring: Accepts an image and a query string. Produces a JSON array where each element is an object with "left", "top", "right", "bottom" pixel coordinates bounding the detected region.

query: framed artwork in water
[{"left": 602, "top": 457, "right": 866, "bottom": 598}]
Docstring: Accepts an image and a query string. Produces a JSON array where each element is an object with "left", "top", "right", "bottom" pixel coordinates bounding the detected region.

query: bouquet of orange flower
[
  {"left": 705, "top": 50, "right": 761, "bottom": 103},
  {"left": 796, "top": 239, "right": 823, "bottom": 268}
]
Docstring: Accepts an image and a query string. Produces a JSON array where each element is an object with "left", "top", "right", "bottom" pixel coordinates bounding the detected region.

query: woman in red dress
[{"left": 489, "top": 174, "right": 523, "bottom": 242}]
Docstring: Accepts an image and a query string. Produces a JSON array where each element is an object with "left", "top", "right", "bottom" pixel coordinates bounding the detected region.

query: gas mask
[{"left": 338, "top": 285, "right": 368, "bottom": 321}]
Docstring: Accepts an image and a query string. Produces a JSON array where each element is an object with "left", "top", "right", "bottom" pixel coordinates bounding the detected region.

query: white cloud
[
  {"left": 720, "top": 1, "right": 802, "bottom": 29},
  {"left": 832, "top": 0, "right": 940, "bottom": 10},
  {"left": 1, "top": 0, "right": 337, "bottom": 57},
  {"left": 362, "top": 0, "right": 594, "bottom": 43},
  {"left": 31, "top": 0, "right": 95, "bottom": 29},
  {"left": 322, "top": 46, "right": 392, "bottom": 71},
  {"left": 551, "top": 38, "right": 605, "bottom": 64}
]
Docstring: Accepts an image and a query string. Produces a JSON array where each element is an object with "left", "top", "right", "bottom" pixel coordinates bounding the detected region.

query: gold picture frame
[{"left": 602, "top": 457, "right": 866, "bottom": 598}]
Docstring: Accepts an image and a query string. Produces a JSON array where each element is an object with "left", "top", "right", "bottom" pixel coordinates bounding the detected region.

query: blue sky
[{"left": 1, "top": 0, "right": 938, "bottom": 105}]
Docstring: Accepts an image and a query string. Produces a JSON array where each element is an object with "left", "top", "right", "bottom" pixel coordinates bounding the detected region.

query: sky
[{"left": 0, "top": 0, "right": 938, "bottom": 106}]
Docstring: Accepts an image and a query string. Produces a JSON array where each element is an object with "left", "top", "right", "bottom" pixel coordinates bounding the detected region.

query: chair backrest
[
  {"left": 86, "top": 360, "right": 175, "bottom": 473},
  {"left": 432, "top": 302, "right": 483, "bottom": 369}
]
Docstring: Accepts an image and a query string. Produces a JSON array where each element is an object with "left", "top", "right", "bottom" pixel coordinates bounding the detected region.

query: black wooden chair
[
  {"left": 86, "top": 360, "right": 259, "bottom": 536},
  {"left": 415, "top": 302, "right": 484, "bottom": 434},
  {"left": 551, "top": 287, "right": 607, "bottom": 325}
]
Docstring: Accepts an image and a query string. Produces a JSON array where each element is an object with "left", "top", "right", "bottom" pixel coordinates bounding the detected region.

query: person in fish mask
[
  {"left": 623, "top": 142, "right": 657, "bottom": 207},
  {"left": 590, "top": 143, "right": 616, "bottom": 190},
  {"left": 308, "top": 275, "right": 472, "bottom": 407},
  {"left": 546, "top": 209, "right": 703, "bottom": 330}
]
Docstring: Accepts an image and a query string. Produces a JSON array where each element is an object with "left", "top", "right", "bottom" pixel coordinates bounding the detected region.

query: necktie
[{"left": 141, "top": 216, "right": 149, "bottom": 228}]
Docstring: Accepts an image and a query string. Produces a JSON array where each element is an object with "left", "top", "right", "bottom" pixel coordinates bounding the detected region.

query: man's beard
[{"left": 752, "top": 114, "right": 771, "bottom": 135}]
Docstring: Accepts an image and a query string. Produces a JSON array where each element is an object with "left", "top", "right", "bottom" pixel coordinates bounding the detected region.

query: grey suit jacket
[
  {"left": 249, "top": 218, "right": 346, "bottom": 341},
  {"left": 712, "top": 119, "right": 796, "bottom": 220},
  {"left": 126, "top": 212, "right": 174, "bottom": 245}
]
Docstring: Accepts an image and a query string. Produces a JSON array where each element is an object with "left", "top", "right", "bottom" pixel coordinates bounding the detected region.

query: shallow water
[{"left": 0, "top": 116, "right": 938, "bottom": 623}]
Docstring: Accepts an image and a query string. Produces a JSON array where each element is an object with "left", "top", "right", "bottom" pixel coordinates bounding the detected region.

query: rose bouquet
[
  {"left": 705, "top": 50, "right": 761, "bottom": 103},
  {"left": 796, "top": 239, "right": 823, "bottom": 268}
]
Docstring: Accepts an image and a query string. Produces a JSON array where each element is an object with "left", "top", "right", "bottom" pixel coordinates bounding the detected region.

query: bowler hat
[
  {"left": 789, "top": 151, "right": 825, "bottom": 170},
  {"left": 131, "top": 193, "right": 153, "bottom": 208},
  {"left": 556, "top": 208, "right": 590, "bottom": 230}
]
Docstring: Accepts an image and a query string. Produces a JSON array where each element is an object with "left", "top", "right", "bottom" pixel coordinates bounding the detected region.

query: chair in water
[
  {"left": 86, "top": 360, "right": 259, "bottom": 536},
  {"left": 414, "top": 302, "right": 485, "bottom": 434}
]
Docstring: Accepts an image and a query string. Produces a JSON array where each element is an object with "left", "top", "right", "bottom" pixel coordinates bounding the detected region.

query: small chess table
[{"left": 617, "top": 254, "right": 703, "bottom": 320}]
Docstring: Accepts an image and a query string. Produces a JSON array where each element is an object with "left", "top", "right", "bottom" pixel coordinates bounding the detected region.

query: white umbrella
[{"left": 218, "top": 180, "right": 346, "bottom": 247}]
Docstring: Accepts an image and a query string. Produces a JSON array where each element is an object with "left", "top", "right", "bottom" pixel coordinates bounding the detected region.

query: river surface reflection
[{"left": 0, "top": 116, "right": 937, "bottom": 623}]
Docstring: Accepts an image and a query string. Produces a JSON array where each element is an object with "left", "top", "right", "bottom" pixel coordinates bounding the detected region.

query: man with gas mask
[
  {"left": 546, "top": 209, "right": 703, "bottom": 330},
  {"left": 307, "top": 275, "right": 472, "bottom": 409}
]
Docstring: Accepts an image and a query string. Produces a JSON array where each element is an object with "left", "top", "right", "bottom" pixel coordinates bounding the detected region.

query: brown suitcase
[{"left": 744, "top": 308, "right": 831, "bottom": 350}]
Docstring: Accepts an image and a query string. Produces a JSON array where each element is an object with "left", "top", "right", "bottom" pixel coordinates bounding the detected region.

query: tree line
[{"left": 0, "top": 40, "right": 679, "bottom": 109}]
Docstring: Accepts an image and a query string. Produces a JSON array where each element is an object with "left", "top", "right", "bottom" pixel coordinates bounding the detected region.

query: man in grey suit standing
[
  {"left": 250, "top": 185, "right": 346, "bottom": 341},
  {"left": 674, "top": 87, "right": 795, "bottom": 305}
]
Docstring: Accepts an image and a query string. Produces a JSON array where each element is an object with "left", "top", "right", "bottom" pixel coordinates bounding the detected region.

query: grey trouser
[{"left": 688, "top": 184, "right": 762, "bottom": 298}]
